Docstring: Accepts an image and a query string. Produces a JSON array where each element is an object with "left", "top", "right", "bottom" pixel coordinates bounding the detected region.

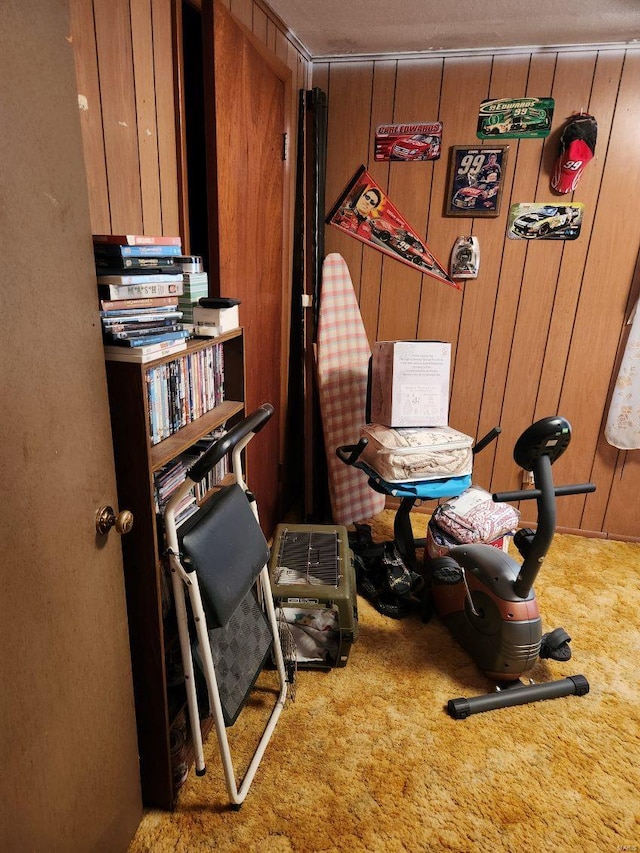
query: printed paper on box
[{"left": 370, "top": 341, "right": 451, "bottom": 427}]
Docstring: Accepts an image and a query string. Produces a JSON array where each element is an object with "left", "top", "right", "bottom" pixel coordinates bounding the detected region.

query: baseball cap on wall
[{"left": 551, "top": 113, "right": 598, "bottom": 194}]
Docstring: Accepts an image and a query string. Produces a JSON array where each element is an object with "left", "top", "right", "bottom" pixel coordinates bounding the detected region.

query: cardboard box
[
  {"left": 370, "top": 341, "right": 451, "bottom": 427},
  {"left": 192, "top": 304, "right": 240, "bottom": 337}
]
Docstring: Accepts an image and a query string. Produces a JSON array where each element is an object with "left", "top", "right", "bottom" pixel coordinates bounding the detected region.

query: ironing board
[{"left": 316, "top": 253, "right": 386, "bottom": 525}]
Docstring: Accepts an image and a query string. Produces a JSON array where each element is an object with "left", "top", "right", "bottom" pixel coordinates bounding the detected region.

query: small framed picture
[{"left": 445, "top": 145, "right": 509, "bottom": 217}]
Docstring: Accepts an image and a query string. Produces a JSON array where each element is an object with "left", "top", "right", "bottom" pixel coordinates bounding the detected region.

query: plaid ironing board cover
[{"left": 316, "top": 253, "right": 386, "bottom": 525}]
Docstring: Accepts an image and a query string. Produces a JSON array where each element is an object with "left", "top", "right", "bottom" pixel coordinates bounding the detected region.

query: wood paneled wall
[
  {"left": 69, "top": 0, "right": 311, "bottom": 512},
  {"left": 70, "top": 0, "right": 310, "bottom": 243},
  {"left": 70, "top": 1, "right": 638, "bottom": 539},
  {"left": 314, "top": 49, "right": 640, "bottom": 540}
]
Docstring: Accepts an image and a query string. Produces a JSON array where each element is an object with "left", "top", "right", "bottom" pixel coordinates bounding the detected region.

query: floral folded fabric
[{"left": 431, "top": 485, "right": 520, "bottom": 544}]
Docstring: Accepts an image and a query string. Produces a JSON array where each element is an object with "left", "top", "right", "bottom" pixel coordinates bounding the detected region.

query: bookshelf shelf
[
  {"left": 104, "top": 328, "right": 245, "bottom": 810},
  {"left": 150, "top": 400, "right": 243, "bottom": 471}
]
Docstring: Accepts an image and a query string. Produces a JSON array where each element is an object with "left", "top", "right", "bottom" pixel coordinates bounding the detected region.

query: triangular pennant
[{"left": 326, "top": 165, "right": 460, "bottom": 290}]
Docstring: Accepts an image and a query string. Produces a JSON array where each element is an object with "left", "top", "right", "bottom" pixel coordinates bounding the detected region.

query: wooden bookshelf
[{"left": 104, "top": 329, "right": 245, "bottom": 809}]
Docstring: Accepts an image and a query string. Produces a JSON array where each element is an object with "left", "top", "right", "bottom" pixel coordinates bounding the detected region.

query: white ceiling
[{"left": 264, "top": 0, "right": 640, "bottom": 58}]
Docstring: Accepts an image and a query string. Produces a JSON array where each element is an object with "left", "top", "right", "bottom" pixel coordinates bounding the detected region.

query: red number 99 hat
[{"left": 551, "top": 112, "right": 597, "bottom": 194}]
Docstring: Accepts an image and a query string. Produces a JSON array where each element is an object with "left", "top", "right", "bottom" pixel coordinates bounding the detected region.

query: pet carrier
[{"left": 269, "top": 523, "right": 358, "bottom": 669}]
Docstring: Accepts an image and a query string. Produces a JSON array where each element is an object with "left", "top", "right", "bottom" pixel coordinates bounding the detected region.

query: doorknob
[{"left": 96, "top": 505, "right": 134, "bottom": 535}]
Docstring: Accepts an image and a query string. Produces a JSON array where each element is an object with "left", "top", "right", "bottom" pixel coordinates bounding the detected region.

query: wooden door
[
  {"left": 202, "top": 0, "right": 291, "bottom": 535},
  {"left": 0, "top": 2, "right": 142, "bottom": 849}
]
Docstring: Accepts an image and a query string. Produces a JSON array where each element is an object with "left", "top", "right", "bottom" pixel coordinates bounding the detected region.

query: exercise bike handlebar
[
  {"left": 473, "top": 426, "right": 501, "bottom": 455},
  {"left": 493, "top": 482, "right": 596, "bottom": 503},
  {"left": 335, "top": 438, "right": 368, "bottom": 467},
  {"left": 187, "top": 403, "right": 274, "bottom": 483}
]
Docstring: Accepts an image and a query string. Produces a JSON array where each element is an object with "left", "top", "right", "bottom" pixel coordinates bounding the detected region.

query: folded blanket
[
  {"left": 432, "top": 485, "right": 520, "bottom": 543},
  {"left": 359, "top": 424, "right": 473, "bottom": 482}
]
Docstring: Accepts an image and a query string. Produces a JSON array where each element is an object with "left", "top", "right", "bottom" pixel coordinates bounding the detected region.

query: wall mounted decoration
[
  {"left": 445, "top": 146, "right": 508, "bottom": 218},
  {"left": 450, "top": 236, "right": 480, "bottom": 279},
  {"left": 507, "top": 202, "right": 584, "bottom": 240},
  {"left": 374, "top": 122, "right": 442, "bottom": 161},
  {"left": 551, "top": 113, "right": 598, "bottom": 194},
  {"left": 477, "top": 97, "right": 554, "bottom": 139},
  {"left": 326, "top": 165, "right": 458, "bottom": 289}
]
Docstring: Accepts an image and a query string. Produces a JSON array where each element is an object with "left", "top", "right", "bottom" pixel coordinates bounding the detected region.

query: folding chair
[{"left": 163, "top": 404, "right": 289, "bottom": 807}]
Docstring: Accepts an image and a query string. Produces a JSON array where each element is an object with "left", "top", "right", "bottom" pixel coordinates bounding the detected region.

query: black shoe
[{"left": 382, "top": 542, "right": 415, "bottom": 596}]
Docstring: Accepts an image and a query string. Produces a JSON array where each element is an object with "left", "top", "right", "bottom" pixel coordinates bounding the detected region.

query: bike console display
[{"left": 513, "top": 415, "right": 572, "bottom": 471}]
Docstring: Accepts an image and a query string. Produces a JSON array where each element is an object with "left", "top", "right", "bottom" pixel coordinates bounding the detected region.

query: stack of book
[{"left": 94, "top": 234, "right": 190, "bottom": 362}]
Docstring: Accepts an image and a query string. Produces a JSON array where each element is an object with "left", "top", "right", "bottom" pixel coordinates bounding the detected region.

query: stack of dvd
[{"left": 94, "top": 234, "right": 190, "bottom": 362}]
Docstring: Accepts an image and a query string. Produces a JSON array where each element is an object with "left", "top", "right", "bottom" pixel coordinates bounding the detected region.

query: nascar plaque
[
  {"left": 374, "top": 122, "right": 443, "bottom": 161},
  {"left": 445, "top": 146, "right": 508, "bottom": 217},
  {"left": 477, "top": 97, "right": 554, "bottom": 139},
  {"left": 507, "top": 202, "right": 583, "bottom": 240}
]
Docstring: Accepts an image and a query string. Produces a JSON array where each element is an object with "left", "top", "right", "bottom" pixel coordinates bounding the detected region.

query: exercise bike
[{"left": 425, "top": 416, "right": 595, "bottom": 718}]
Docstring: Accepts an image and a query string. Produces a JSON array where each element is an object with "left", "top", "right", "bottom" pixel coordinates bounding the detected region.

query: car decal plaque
[
  {"left": 445, "top": 145, "right": 509, "bottom": 218},
  {"left": 326, "top": 165, "right": 459, "bottom": 288},
  {"left": 374, "top": 122, "right": 443, "bottom": 161},
  {"left": 507, "top": 202, "right": 584, "bottom": 240},
  {"left": 477, "top": 97, "right": 554, "bottom": 139}
]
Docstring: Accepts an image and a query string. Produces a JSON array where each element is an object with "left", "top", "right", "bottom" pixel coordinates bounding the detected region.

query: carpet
[{"left": 129, "top": 510, "right": 640, "bottom": 852}]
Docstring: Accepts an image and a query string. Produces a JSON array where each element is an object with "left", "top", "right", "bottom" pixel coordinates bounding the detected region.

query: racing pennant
[{"left": 326, "top": 165, "right": 459, "bottom": 290}]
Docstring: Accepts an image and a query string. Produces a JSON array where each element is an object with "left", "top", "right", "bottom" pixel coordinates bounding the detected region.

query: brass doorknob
[{"left": 96, "top": 505, "right": 134, "bottom": 535}]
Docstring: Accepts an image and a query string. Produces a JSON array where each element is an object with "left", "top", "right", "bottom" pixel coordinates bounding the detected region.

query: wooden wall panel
[
  {"left": 475, "top": 55, "right": 556, "bottom": 502},
  {"left": 317, "top": 47, "right": 640, "bottom": 540},
  {"left": 151, "top": 0, "right": 181, "bottom": 236},
  {"left": 69, "top": 0, "right": 110, "bottom": 232},
  {"left": 230, "top": 0, "right": 252, "bottom": 29},
  {"left": 131, "top": 0, "right": 163, "bottom": 235},
  {"left": 71, "top": 0, "right": 309, "bottom": 242},
  {"left": 451, "top": 54, "right": 529, "bottom": 489},
  {"left": 93, "top": 0, "right": 144, "bottom": 232},
  {"left": 71, "top": 0, "right": 310, "bottom": 517},
  {"left": 324, "top": 63, "right": 378, "bottom": 287},
  {"left": 558, "top": 50, "right": 640, "bottom": 537},
  {"left": 378, "top": 58, "right": 443, "bottom": 342},
  {"left": 359, "top": 61, "right": 396, "bottom": 338}
]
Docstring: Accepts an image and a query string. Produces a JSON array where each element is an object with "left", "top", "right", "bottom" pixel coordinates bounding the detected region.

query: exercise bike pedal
[
  {"left": 539, "top": 626, "right": 572, "bottom": 661},
  {"left": 513, "top": 527, "right": 536, "bottom": 558},
  {"left": 429, "top": 556, "right": 462, "bottom": 585}
]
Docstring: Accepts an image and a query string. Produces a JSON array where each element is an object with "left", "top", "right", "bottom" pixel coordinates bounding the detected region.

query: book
[
  {"left": 104, "top": 340, "right": 188, "bottom": 363},
  {"left": 107, "top": 329, "right": 189, "bottom": 348},
  {"left": 102, "top": 318, "right": 182, "bottom": 334},
  {"left": 93, "top": 243, "right": 183, "bottom": 258},
  {"left": 93, "top": 234, "right": 182, "bottom": 246},
  {"left": 97, "top": 281, "right": 184, "bottom": 300},
  {"left": 101, "top": 311, "right": 183, "bottom": 325},
  {"left": 99, "top": 295, "right": 179, "bottom": 312},
  {"left": 106, "top": 324, "right": 183, "bottom": 341},
  {"left": 96, "top": 272, "right": 184, "bottom": 285},
  {"left": 95, "top": 256, "right": 177, "bottom": 269}
]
